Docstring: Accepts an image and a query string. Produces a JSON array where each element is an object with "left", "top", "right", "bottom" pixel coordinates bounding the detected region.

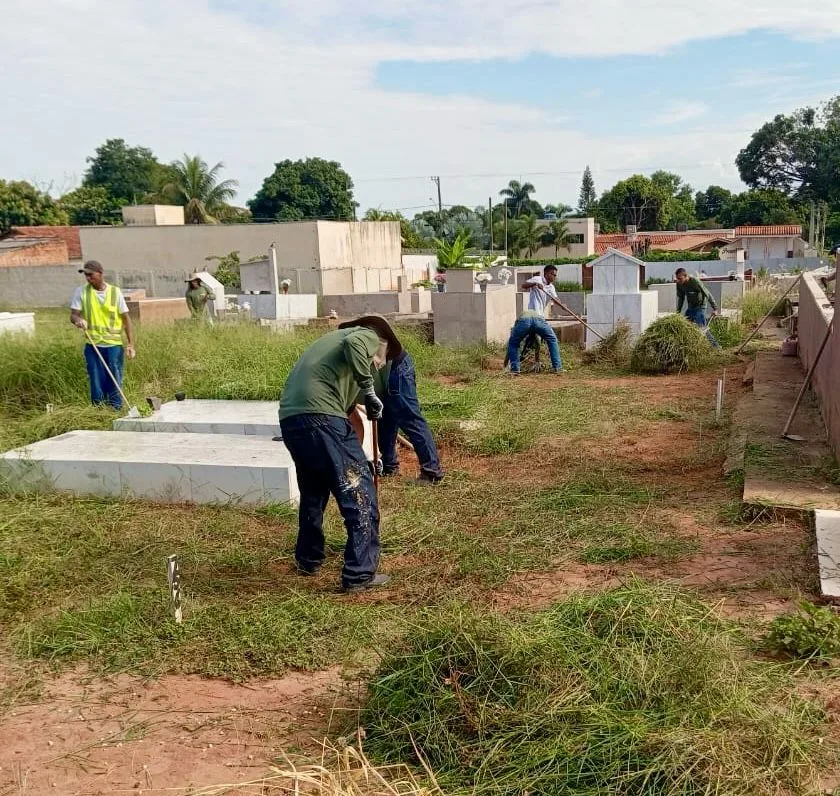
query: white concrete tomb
[
  {"left": 813, "top": 509, "right": 840, "bottom": 599},
  {"left": 0, "top": 312, "right": 35, "bottom": 336},
  {"left": 0, "top": 430, "right": 299, "bottom": 506}
]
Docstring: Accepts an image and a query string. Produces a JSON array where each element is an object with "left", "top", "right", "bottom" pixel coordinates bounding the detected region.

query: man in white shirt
[
  {"left": 69, "top": 260, "right": 136, "bottom": 410},
  {"left": 505, "top": 265, "right": 564, "bottom": 374}
]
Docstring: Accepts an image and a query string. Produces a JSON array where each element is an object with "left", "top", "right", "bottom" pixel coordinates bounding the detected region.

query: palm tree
[
  {"left": 434, "top": 230, "right": 471, "bottom": 269},
  {"left": 499, "top": 180, "right": 536, "bottom": 218},
  {"left": 164, "top": 155, "right": 238, "bottom": 224},
  {"left": 544, "top": 218, "right": 572, "bottom": 257},
  {"left": 513, "top": 214, "right": 543, "bottom": 259}
]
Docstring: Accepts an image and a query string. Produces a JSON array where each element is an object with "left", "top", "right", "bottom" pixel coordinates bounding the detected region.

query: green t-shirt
[
  {"left": 186, "top": 285, "right": 212, "bottom": 317},
  {"left": 676, "top": 277, "right": 716, "bottom": 312},
  {"left": 279, "top": 328, "right": 380, "bottom": 420}
]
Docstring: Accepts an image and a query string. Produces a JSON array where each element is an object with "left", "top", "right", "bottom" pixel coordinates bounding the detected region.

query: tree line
[{"left": 1, "top": 95, "right": 839, "bottom": 252}]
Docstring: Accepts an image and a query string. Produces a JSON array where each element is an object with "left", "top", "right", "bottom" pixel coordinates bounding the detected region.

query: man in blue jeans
[
  {"left": 375, "top": 350, "right": 444, "bottom": 485},
  {"left": 675, "top": 267, "right": 719, "bottom": 348},
  {"left": 506, "top": 264, "right": 563, "bottom": 374},
  {"left": 278, "top": 315, "right": 402, "bottom": 594}
]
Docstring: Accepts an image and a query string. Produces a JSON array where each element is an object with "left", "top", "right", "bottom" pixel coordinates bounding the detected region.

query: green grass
[
  {"left": 738, "top": 284, "right": 784, "bottom": 327},
  {"left": 361, "top": 582, "right": 830, "bottom": 796},
  {"left": 631, "top": 315, "right": 715, "bottom": 375}
]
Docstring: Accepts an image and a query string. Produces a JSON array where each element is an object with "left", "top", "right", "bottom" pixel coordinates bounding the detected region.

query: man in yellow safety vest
[{"left": 69, "top": 260, "right": 136, "bottom": 410}]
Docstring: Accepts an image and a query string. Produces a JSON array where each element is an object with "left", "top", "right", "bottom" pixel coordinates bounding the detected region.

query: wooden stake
[{"left": 166, "top": 554, "right": 183, "bottom": 624}]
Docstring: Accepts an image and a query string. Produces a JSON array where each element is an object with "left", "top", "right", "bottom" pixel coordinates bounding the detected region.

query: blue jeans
[
  {"left": 685, "top": 308, "right": 719, "bottom": 348},
  {"left": 379, "top": 354, "right": 444, "bottom": 479},
  {"left": 506, "top": 316, "right": 562, "bottom": 372},
  {"left": 84, "top": 344, "right": 124, "bottom": 410},
  {"left": 279, "top": 414, "right": 381, "bottom": 587}
]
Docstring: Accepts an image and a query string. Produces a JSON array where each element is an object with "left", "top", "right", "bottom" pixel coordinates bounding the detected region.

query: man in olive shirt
[
  {"left": 675, "top": 267, "right": 719, "bottom": 348},
  {"left": 279, "top": 315, "right": 402, "bottom": 594}
]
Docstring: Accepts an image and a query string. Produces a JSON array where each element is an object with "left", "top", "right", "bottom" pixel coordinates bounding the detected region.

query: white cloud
[
  {"left": 1, "top": 0, "right": 838, "bottom": 212},
  {"left": 651, "top": 102, "right": 710, "bottom": 126}
]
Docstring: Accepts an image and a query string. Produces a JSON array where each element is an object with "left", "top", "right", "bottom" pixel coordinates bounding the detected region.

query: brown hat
[
  {"left": 185, "top": 273, "right": 202, "bottom": 282},
  {"left": 338, "top": 314, "right": 403, "bottom": 360},
  {"left": 79, "top": 260, "right": 104, "bottom": 275}
]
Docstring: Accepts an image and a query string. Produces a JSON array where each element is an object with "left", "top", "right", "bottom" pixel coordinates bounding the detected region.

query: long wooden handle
[
  {"left": 534, "top": 283, "right": 605, "bottom": 341},
  {"left": 371, "top": 419, "right": 380, "bottom": 492},
  {"left": 736, "top": 275, "right": 801, "bottom": 354},
  {"left": 83, "top": 330, "right": 132, "bottom": 408}
]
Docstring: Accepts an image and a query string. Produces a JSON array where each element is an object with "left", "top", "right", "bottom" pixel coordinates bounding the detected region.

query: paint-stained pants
[
  {"left": 685, "top": 307, "right": 720, "bottom": 348},
  {"left": 279, "top": 413, "right": 380, "bottom": 587},
  {"left": 84, "top": 343, "right": 124, "bottom": 410}
]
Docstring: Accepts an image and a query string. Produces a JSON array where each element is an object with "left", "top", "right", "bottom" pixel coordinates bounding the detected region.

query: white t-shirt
[
  {"left": 70, "top": 284, "right": 129, "bottom": 314},
  {"left": 524, "top": 275, "right": 557, "bottom": 314}
]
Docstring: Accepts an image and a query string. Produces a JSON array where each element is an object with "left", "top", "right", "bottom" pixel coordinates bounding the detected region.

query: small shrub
[
  {"left": 740, "top": 284, "right": 783, "bottom": 326},
  {"left": 553, "top": 280, "right": 583, "bottom": 292},
  {"left": 583, "top": 321, "right": 632, "bottom": 367},
  {"left": 765, "top": 601, "right": 840, "bottom": 659},
  {"left": 631, "top": 315, "right": 714, "bottom": 375}
]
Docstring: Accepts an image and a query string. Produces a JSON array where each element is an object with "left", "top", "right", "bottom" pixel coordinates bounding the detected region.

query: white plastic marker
[
  {"left": 715, "top": 379, "right": 723, "bottom": 421},
  {"left": 166, "top": 554, "right": 183, "bottom": 624}
]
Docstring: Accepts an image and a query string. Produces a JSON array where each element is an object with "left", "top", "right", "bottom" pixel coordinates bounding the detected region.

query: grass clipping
[
  {"left": 583, "top": 321, "right": 632, "bottom": 367},
  {"left": 361, "top": 583, "right": 828, "bottom": 796},
  {"left": 631, "top": 314, "right": 714, "bottom": 375}
]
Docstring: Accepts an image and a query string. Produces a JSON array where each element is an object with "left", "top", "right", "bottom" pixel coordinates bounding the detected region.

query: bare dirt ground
[
  {"left": 2, "top": 365, "right": 834, "bottom": 795},
  {"left": 0, "top": 667, "right": 349, "bottom": 796}
]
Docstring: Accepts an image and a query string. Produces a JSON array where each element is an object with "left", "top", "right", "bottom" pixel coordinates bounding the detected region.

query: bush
[
  {"left": 361, "top": 583, "right": 826, "bottom": 796},
  {"left": 765, "top": 601, "right": 840, "bottom": 659},
  {"left": 553, "top": 280, "right": 583, "bottom": 292},
  {"left": 640, "top": 250, "right": 720, "bottom": 262},
  {"left": 631, "top": 315, "right": 714, "bottom": 375},
  {"left": 509, "top": 256, "right": 598, "bottom": 266},
  {"left": 708, "top": 315, "right": 743, "bottom": 348},
  {"left": 583, "top": 321, "right": 632, "bottom": 367}
]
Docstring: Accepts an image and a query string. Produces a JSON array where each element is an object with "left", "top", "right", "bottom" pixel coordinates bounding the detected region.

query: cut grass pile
[
  {"left": 631, "top": 315, "right": 714, "bottom": 375},
  {"left": 361, "top": 583, "right": 830, "bottom": 796},
  {"left": 582, "top": 321, "right": 632, "bottom": 367}
]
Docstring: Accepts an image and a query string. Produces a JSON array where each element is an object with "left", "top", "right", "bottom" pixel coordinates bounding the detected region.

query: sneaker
[
  {"left": 294, "top": 562, "right": 321, "bottom": 576},
  {"left": 271, "top": 436, "right": 283, "bottom": 442},
  {"left": 342, "top": 574, "right": 390, "bottom": 594},
  {"left": 416, "top": 472, "right": 444, "bottom": 486}
]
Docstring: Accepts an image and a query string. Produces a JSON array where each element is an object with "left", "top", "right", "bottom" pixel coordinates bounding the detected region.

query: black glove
[{"left": 363, "top": 389, "right": 384, "bottom": 420}]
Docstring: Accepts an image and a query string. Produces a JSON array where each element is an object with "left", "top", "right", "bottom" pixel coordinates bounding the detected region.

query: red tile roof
[
  {"left": 594, "top": 232, "right": 730, "bottom": 255},
  {"left": 734, "top": 225, "right": 802, "bottom": 237},
  {"left": 7, "top": 226, "right": 82, "bottom": 259}
]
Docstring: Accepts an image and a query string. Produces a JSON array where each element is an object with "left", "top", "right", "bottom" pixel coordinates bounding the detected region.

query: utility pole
[
  {"left": 488, "top": 197, "right": 493, "bottom": 250},
  {"left": 430, "top": 176, "right": 442, "bottom": 228}
]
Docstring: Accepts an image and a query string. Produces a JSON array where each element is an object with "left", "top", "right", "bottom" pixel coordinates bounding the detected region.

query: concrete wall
[
  {"left": 533, "top": 217, "right": 596, "bottom": 258},
  {"left": 432, "top": 285, "right": 517, "bottom": 346},
  {"left": 321, "top": 292, "right": 412, "bottom": 317},
  {"left": 797, "top": 274, "right": 839, "bottom": 456},
  {"left": 316, "top": 221, "right": 401, "bottom": 270},
  {"left": 122, "top": 205, "right": 185, "bottom": 226}
]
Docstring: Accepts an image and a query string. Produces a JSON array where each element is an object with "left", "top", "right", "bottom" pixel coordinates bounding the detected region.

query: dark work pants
[
  {"left": 685, "top": 307, "right": 720, "bottom": 348},
  {"left": 378, "top": 354, "right": 444, "bottom": 479},
  {"left": 84, "top": 344, "right": 124, "bottom": 410},
  {"left": 280, "top": 413, "right": 380, "bottom": 587}
]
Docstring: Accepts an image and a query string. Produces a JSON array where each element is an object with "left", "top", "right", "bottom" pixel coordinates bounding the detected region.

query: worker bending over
[
  {"left": 364, "top": 344, "right": 444, "bottom": 485},
  {"left": 505, "top": 264, "right": 564, "bottom": 374},
  {"left": 675, "top": 267, "right": 719, "bottom": 348},
  {"left": 278, "top": 315, "right": 401, "bottom": 594}
]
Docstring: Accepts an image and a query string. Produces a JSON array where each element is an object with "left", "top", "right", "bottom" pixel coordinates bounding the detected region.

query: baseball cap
[{"left": 79, "top": 260, "right": 104, "bottom": 275}]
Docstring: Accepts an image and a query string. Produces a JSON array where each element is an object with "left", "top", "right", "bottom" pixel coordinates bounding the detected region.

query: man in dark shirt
[{"left": 675, "top": 268, "right": 719, "bottom": 348}]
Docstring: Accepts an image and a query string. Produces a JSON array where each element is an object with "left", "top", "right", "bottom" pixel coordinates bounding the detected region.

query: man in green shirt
[
  {"left": 185, "top": 274, "right": 213, "bottom": 321},
  {"left": 279, "top": 315, "right": 402, "bottom": 594},
  {"left": 675, "top": 268, "right": 719, "bottom": 348}
]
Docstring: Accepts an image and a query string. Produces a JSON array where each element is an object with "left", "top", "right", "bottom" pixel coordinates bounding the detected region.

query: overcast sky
[{"left": 2, "top": 0, "right": 839, "bottom": 216}]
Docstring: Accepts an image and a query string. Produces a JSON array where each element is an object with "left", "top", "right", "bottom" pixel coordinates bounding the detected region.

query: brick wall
[{"left": 0, "top": 240, "right": 69, "bottom": 266}]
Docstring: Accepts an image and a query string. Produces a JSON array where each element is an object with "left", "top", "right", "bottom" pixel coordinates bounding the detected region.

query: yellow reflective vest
[{"left": 81, "top": 284, "right": 124, "bottom": 346}]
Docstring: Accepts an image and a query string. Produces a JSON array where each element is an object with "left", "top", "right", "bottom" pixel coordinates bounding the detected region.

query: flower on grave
[
  {"left": 475, "top": 272, "right": 493, "bottom": 283},
  {"left": 434, "top": 273, "right": 447, "bottom": 283},
  {"left": 280, "top": 278, "right": 291, "bottom": 294},
  {"left": 497, "top": 267, "right": 512, "bottom": 286}
]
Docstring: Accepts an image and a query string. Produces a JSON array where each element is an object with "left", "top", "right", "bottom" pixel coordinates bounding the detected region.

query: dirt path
[{"left": 0, "top": 668, "right": 344, "bottom": 796}]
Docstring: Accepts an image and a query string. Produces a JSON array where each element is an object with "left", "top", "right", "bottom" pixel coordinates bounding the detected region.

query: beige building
[
  {"left": 533, "top": 217, "right": 596, "bottom": 259},
  {"left": 79, "top": 220, "right": 403, "bottom": 295},
  {"left": 121, "top": 205, "right": 185, "bottom": 226}
]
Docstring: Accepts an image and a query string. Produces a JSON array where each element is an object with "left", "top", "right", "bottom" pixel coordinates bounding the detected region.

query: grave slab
[
  {"left": 813, "top": 510, "right": 840, "bottom": 599},
  {"left": 113, "top": 399, "right": 375, "bottom": 459},
  {"left": 0, "top": 312, "right": 35, "bottom": 336},
  {"left": 0, "top": 431, "right": 299, "bottom": 506}
]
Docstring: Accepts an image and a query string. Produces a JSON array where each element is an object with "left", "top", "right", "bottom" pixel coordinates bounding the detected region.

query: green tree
[
  {"left": 58, "top": 185, "right": 121, "bottom": 225},
  {"left": 162, "top": 155, "right": 239, "bottom": 224},
  {"left": 694, "top": 185, "right": 733, "bottom": 222},
  {"left": 544, "top": 203, "right": 573, "bottom": 218},
  {"left": 718, "top": 190, "right": 801, "bottom": 227},
  {"left": 500, "top": 179, "right": 537, "bottom": 218},
  {"left": 540, "top": 218, "right": 572, "bottom": 256},
  {"left": 578, "top": 165, "right": 597, "bottom": 214},
  {"left": 597, "top": 175, "right": 664, "bottom": 232},
  {"left": 513, "top": 214, "right": 543, "bottom": 258},
  {"left": 83, "top": 138, "right": 169, "bottom": 205},
  {"left": 736, "top": 97, "right": 840, "bottom": 204},
  {"left": 364, "top": 208, "right": 423, "bottom": 248},
  {"left": 248, "top": 158, "right": 357, "bottom": 222},
  {"left": 651, "top": 171, "right": 697, "bottom": 229},
  {"left": 205, "top": 251, "right": 241, "bottom": 289},
  {"left": 213, "top": 205, "right": 252, "bottom": 224},
  {"left": 434, "top": 230, "right": 471, "bottom": 269},
  {"left": 0, "top": 180, "right": 68, "bottom": 233}
]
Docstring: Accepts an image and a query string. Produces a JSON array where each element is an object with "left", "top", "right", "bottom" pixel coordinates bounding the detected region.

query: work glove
[
  {"left": 368, "top": 458, "right": 384, "bottom": 478},
  {"left": 363, "top": 387, "right": 383, "bottom": 420}
]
